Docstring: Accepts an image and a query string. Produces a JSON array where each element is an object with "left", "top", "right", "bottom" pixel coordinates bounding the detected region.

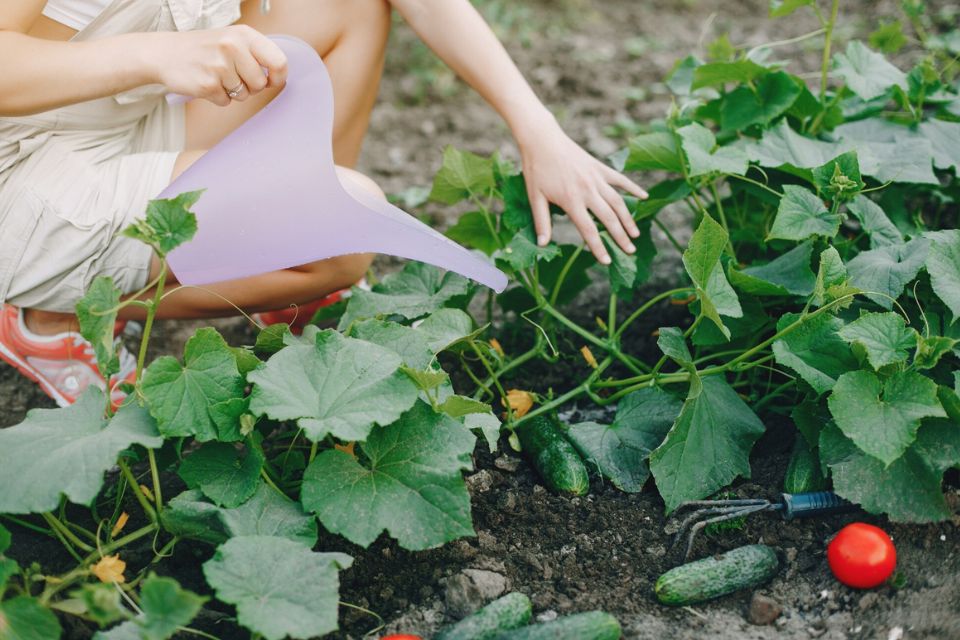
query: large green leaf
[
  {"left": 177, "top": 442, "right": 264, "bottom": 508},
  {"left": 624, "top": 132, "right": 683, "bottom": 173},
  {"left": 338, "top": 262, "right": 472, "bottom": 329},
  {"left": 847, "top": 237, "right": 930, "bottom": 309},
  {"left": 0, "top": 391, "right": 161, "bottom": 514},
  {"left": 649, "top": 376, "right": 766, "bottom": 512},
  {"left": 768, "top": 186, "right": 839, "bottom": 241},
  {"left": 0, "top": 523, "right": 9, "bottom": 554},
  {"left": 445, "top": 211, "right": 509, "bottom": 256},
  {"left": 136, "top": 575, "right": 206, "bottom": 640},
  {"left": 678, "top": 123, "right": 748, "bottom": 177},
  {"left": 122, "top": 191, "right": 201, "bottom": 257},
  {"left": 141, "top": 327, "right": 245, "bottom": 442},
  {"left": 691, "top": 60, "right": 768, "bottom": 90},
  {"left": 832, "top": 120, "right": 940, "bottom": 185},
  {"left": 834, "top": 41, "right": 907, "bottom": 100},
  {"left": 846, "top": 195, "right": 903, "bottom": 248},
  {"left": 682, "top": 214, "right": 742, "bottom": 339},
  {"left": 821, "top": 420, "right": 960, "bottom": 522},
  {"left": 75, "top": 276, "right": 121, "bottom": 380},
  {"left": 720, "top": 71, "right": 802, "bottom": 132},
  {"left": 741, "top": 120, "right": 845, "bottom": 170},
  {"left": 567, "top": 388, "right": 683, "bottom": 492},
  {"left": 203, "top": 536, "right": 352, "bottom": 640},
  {"left": 0, "top": 596, "right": 62, "bottom": 640},
  {"left": 926, "top": 230, "right": 960, "bottom": 320},
  {"left": 772, "top": 312, "right": 858, "bottom": 395},
  {"left": 604, "top": 223, "right": 656, "bottom": 297},
  {"left": 161, "top": 484, "right": 317, "bottom": 547},
  {"left": 729, "top": 241, "right": 816, "bottom": 296},
  {"left": 301, "top": 401, "right": 476, "bottom": 550},
  {"left": 495, "top": 225, "right": 561, "bottom": 272},
  {"left": 837, "top": 312, "right": 918, "bottom": 370},
  {"left": 352, "top": 320, "right": 435, "bottom": 370},
  {"left": 811, "top": 151, "right": 864, "bottom": 202},
  {"left": 249, "top": 330, "right": 417, "bottom": 443},
  {"left": 827, "top": 370, "right": 945, "bottom": 465},
  {"left": 429, "top": 146, "right": 495, "bottom": 204}
]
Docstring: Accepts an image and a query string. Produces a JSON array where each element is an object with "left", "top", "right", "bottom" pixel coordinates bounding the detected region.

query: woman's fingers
[
  {"left": 234, "top": 49, "right": 268, "bottom": 96},
  {"left": 600, "top": 182, "right": 640, "bottom": 239},
  {"left": 248, "top": 33, "right": 289, "bottom": 88},
  {"left": 567, "top": 204, "right": 611, "bottom": 265},
  {"left": 530, "top": 189, "right": 552, "bottom": 247},
  {"left": 603, "top": 165, "right": 649, "bottom": 200},
  {"left": 589, "top": 193, "right": 635, "bottom": 255}
]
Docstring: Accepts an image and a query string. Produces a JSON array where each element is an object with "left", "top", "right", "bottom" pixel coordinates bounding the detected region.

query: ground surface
[{"left": 2, "top": 1, "right": 959, "bottom": 638}]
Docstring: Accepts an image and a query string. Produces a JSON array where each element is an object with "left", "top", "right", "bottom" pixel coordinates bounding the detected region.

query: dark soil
[{"left": 3, "top": 0, "right": 959, "bottom": 638}]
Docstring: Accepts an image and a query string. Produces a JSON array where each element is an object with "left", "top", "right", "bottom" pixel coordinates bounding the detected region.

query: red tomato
[
  {"left": 827, "top": 522, "right": 896, "bottom": 589},
  {"left": 380, "top": 635, "right": 423, "bottom": 640}
]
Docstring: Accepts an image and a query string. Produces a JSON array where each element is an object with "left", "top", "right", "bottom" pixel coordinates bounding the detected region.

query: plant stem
[
  {"left": 607, "top": 294, "right": 618, "bottom": 339},
  {"left": 726, "top": 173, "right": 783, "bottom": 198},
  {"left": 819, "top": 0, "right": 841, "bottom": 102},
  {"left": 41, "top": 514, "right": 94, "bottom": 553},
  {"left": 613, "top": 288, "right": 694, "bottom": 340},
  {"left": 147, "top": 449, "right": 163, "bottom": 514},
  {"left": 135, "top": 261, "right": 168, "bottom": 382},
  {"left": 117, "top": 459, "right": 157, "bottom": 524},
  {"left": 652, "top": 217, "right": 685, "bottom": 254},
  {"left": 710, "top": 181, "right": 736, "bottom": 260},
  {"left": 549, "top": 245, "right": 585, "bottom": 306},
  {"left": 0, "top": 515, "right": 55, "bottom": 538}
]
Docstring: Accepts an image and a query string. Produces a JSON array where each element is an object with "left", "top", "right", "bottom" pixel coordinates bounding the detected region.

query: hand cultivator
[{"left": 670, "top": 492, "right": 858, "bottom": 559}]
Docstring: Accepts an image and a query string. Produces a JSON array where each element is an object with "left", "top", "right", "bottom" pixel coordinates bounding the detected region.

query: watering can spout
[{"left": 163, "top": 35, "right": 508, "bottom": 293}]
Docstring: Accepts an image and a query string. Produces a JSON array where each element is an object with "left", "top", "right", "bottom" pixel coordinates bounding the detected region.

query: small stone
[
  {"left": 888, "top": 626, "right": 904, "bottom": 640},
  {"left": 747, "top": 593, "right": 782, "bottom": 625},
  {"left": 857, "top": 593, "right": 878, "bottom": 612},
  {"left": 466, "top": 470, "right": 494, "bottom": 493},
  {"left": 443, "top": 569, "right": 508, "bottom": 618},
  {"left": 494, "top": 455, "right": 521, "bottom": 473},
  {"left": 536, "top": 610, "right": 559, "bottom": 623}
]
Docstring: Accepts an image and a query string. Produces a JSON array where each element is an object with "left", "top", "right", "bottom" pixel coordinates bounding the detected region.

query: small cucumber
[
  {"left": 515, "top": 416, "right": 589, "bottom": 496},
  {"left": 491, "top": 611, "right": 621, "bottom": 640},
  {"left": 434, "top": 592, "right": 532, "bottom": 640},
  {"left": 655, "top": 544, "right": 779, "bottom": 606},
  {"left": 783, "top": 437, "right": 826, "bottom": 494}
]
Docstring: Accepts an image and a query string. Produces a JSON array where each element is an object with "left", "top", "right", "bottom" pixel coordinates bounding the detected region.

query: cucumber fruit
[
  {"left": 783, "top": 436, "right": 826, "bottom": 494},
  {"left": 514, "top": 416, "right": 589, "bottom": 496},
  {"left": 490, "top": 611, "right": 621, "bottom": 640},
  {"left": 434, "top": 592, "right": 532, "bottom": 640},
  {"left": 655, "top": 544, "right": 779, "bottom": 606}
]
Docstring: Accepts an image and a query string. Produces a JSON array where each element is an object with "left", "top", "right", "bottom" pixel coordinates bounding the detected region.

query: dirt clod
[
  {"left": 747, "top": 593, "right": 782, "bottom": 625},
  {"left": 443, "top": 569, "right": 509, "bottom": 618}
]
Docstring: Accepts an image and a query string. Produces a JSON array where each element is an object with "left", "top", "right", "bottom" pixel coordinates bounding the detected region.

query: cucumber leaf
[
  {"left": 837, "top": 312, "right": 918, "bottom": 370},
  {"left": 567, "top": 388, "right": 683, "bottom": 492},
  {"left": 248, "top": 330, "right": 418, "bottom": 443},
  {"left": 203, "top": 536, "right": 352, "bottom": 640},
  {"left": 821, "top": 420, "right": 960, "bottom": 522},
  {"left": 301, "top": 401, "right": 475, "bottom": 550},
  {"left": 729, "top": 240, "right": 816, "bottom": 296},
  {"left": 75, "top": 276, "right": 122, "bottom": 380},
  {"left": 772, "top": 312, "right": 857, "bottom": 395},
  {"left": 682, "top": 214, "right": 743, "bottom": 339},
  {"left": 833, "top": 41, "right": 908, "bottom": 101},
  {"left": 429, "top": 146, "right": 495, "bottom": 204},
  {"left": 178, "top": 442, "right": 265, "bottom": 508},
  {"left": 847, "top": 237, "right": 930, "bottom": 309},
  {"left": 767, "top": 186, "right": 839, "bottom": 241},
  {"left": 0, "top": 596, "right": 62, "bottom": 640},
  {"left": 827, "top": 370, "right": 945, "bottom": 465},
  {"left": 678, "top": 123, "right": 749, "bottom": 177},
  {"left": 0, "top": 390, "right": 161, "bottom": 514},
  {"left": 926, "top": 229, "right": 960, "bottom": 321},
  {"left": 649, "top": 376, "right": 766, "bottom": 512},
  {"left": 141, "top": 327, "right": 245, "bottom": 442}
]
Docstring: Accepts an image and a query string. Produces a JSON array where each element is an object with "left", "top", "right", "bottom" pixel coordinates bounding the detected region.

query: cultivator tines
[{"left": 668, "top": 492, "right": 858, "bottom": 560}]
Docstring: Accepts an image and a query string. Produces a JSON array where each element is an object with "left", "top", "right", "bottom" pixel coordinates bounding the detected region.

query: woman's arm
[
  {"left": 389, "top": 0, "right": 647, "bottom": 264},
  {"left": 0, "top": 2, "right": 287, "bottom": 116}
]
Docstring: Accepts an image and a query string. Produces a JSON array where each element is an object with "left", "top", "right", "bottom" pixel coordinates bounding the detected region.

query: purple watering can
[{"left": 162, "top": 35, "right": 508, "bottom": 293}]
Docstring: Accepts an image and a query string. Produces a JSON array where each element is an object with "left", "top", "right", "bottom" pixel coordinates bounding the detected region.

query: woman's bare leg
[
  {"left": 116, "top": 0, "right": 394, "bottom": 321},
  {"left": 183, "top": 0, "right": 391, "bottom": 167}
]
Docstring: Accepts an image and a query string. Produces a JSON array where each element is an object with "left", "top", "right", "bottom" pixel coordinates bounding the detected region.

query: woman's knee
[{"left": 336, "top": 166, "right": 386, "bottom": 201}]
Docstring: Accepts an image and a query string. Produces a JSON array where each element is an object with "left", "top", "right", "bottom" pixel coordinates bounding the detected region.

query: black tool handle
[{"left": 779, "top": 492, "right": 856, "bottom": 520}]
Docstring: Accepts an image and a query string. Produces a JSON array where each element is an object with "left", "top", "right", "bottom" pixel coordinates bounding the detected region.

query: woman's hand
[
  {"left": 517, "top": 115, "right": 648, "bottom": 265},
  {"left": 150, "top": 25, "right": 287, "bottom": 106}
]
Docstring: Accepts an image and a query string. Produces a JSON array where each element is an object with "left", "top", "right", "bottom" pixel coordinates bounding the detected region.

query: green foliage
[
  {"left": 75, "top": 276, "right": 122, "bottom": 380},
  {"left": 203, "top": 537, "right": 352, "bottom": 640},
  {"left": 122, "top": 191, "right": 201, "bottom": 257}
]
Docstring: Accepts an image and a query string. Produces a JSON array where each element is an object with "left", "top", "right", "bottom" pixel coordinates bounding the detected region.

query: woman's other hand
[
  {"left": 152, "top": 25, "right": 288, "bottom": 106},
  {"left": 517, "top": 114, "right": 648, "bottom": 265}
]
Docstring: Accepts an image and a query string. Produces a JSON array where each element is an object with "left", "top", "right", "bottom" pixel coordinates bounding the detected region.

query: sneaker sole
[{"left": 0, "top": 340, "right": 72, "bottom": 407}]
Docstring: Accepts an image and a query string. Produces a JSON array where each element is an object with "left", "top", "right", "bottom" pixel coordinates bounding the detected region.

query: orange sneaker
[
  {"left": 0, "top": 304, "right": 137, "bottom": 408},
  {"left": 254, "top": 279, "right": 367, "bottom": 335}
]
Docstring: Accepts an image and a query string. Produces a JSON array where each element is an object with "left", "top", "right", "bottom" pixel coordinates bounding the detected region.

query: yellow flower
[
  {"left": 503, "top": 389, "right": 534, "bottom": 418},
  {"left": 334, "top": 442, "right": 357, "bottom": 458},
  {"left": 489, "top": 338, "right": 505, "bottom": 357},
  {"left": 580, "top": 346, "right": 598, "bottom": 369},
  {"left": 91, "top": 555, "right": 126, "bottom": 584},
  {"left": 110, "top": 512, "right": 129, "bottom": 538}
]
